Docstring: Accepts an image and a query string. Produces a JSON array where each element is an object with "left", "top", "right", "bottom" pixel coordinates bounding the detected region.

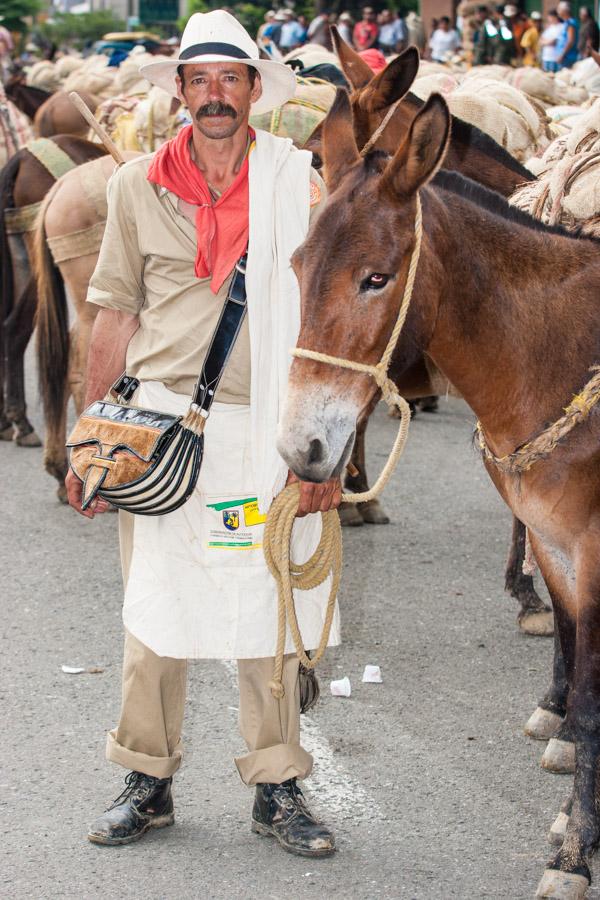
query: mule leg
[
  {"left": 525, "top": 627, "right": 568, "bottom": 741},
  {"left": 5, "top": 233, "right": 40, "bottom": 445},
  {"left": 506, "top": 517, "right": 553, "bottom": 636},
  {"left": 537, "top": 589, "right": 600, "bottom": 899},
  {"left": 342, "top": 395, "right": 390, "bottom": 526}
]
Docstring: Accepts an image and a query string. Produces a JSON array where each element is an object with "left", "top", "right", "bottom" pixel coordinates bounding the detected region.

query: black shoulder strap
[
  {"left": 192, "top": 252, "right": 248, "bottom": 415},
  {"left": 109, "top": 252, "right": 248, "bottom": 411}
]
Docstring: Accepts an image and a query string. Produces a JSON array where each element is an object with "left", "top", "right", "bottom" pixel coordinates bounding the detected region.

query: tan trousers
[{"left": 106, "top": 631, "right": 313, "bottom": 785}]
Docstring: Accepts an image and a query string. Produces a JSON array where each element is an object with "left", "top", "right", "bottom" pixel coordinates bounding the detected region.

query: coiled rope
[{"left": 264, "top": 192, "right": 423, "bottom": 698}]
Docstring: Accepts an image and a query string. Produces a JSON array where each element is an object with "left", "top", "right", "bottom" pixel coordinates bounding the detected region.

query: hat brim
[{"left": 139, "top": 55, "right": 297, "bottom": 114}]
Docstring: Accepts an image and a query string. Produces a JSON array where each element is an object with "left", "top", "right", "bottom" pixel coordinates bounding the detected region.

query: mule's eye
[{"left": 361, "top": 273, "right": 389, "bottom": 292}]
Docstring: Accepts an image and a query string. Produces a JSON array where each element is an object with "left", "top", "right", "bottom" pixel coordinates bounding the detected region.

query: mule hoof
[
  {"left": 525, "top": 707, "right": 564, "bottom": 741},
  {"left": 535, "top": 869, "right": 589, "bottom": 899},
  {"left": 15, "top": 429, "right": 42, "bottom": 448},
  {"left": 0, "top": 423, "right": 14, "bottom": 441},
  {"left": 359, "top": 500, "right": 390, "bottom": 525},
  {"left": 339, "top": 504, "right": 364, "bottom": 527},
  {"left": 518, "top": 609, "right": 554, "bottom": 637},
  {"left": 541, "top": 738, "right": 576, "bottom": 774},
  {"left": 548, "top": 811, "right": 570, "bottom": 846}
]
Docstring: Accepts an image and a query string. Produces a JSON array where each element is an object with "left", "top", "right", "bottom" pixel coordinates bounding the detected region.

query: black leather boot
[
  {"left": 252, "top": 779, "right": 335, "bottom": 857},
  {"left": 87, "top": 771, "right": 174, "bottom": 846}
]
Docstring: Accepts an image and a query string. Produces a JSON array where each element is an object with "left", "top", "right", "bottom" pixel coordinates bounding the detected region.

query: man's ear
[
  {"left": 331, "top": 24, "right": 375, "bottom": 90},
  {"left": 251, "top": 70, "right": 263, "bottom": 105},
  {"left": 322, "top": 87, "right": 360, "bottom": 191},
  {"left": 381, "top": 93, "right": 451, "bottom": 197}
]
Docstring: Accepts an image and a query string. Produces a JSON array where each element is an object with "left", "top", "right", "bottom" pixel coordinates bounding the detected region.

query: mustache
[{"left": 196, "top": 101, "right": 237, "bottom": 119}]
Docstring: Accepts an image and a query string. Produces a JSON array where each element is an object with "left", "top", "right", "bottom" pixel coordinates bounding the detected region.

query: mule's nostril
[{"left": 308, "top": 438, "right": 324, "bottom": 465}]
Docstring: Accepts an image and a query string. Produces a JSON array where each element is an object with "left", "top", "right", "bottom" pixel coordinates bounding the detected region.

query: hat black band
[{"left": 179, "top": 42, "right": 252, "bottom": 61}]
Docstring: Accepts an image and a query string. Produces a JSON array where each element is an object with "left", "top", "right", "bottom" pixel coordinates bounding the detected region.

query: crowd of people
[{"left": 256, "top": 2, "right": 600, "bottom": 72}]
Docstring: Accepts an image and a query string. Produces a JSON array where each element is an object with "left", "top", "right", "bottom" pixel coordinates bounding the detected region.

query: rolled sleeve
[{"left": 87, "top": 163, "right": 145, "bottom": 315}]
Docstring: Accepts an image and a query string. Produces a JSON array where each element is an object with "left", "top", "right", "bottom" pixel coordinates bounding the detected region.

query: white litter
[
  {"left": 330, "top": 676, "right": 351, "bottom": 697},
  {"left": 61, "top": 665, "right": 85, "bottom": 674},
  {"left": 362, "top": 665, "right": 382, "bottom": 683}
]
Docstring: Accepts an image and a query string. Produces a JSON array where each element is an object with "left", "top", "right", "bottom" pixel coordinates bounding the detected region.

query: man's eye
[{"left": 360, "top": 273, "right": 390, "bottom": 291}]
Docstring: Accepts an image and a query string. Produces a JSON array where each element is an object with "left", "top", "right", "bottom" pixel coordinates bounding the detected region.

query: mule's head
[
  {"left": 278, "top": 89, "right": 450, "bottom": 484},
  {"left": 305, "top": 33, "right": 420, "bottom": 168}
]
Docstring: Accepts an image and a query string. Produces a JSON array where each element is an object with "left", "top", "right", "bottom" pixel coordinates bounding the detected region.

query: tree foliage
[
  {"left": 0, "top": 0, "right": 43, "bottom": 32},
  {"left": 38, "top": 11, "right": 128, "bottom": 48}
]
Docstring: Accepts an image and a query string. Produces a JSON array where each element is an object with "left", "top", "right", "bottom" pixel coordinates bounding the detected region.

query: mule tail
[{"left": 33, "top": 180, "right": 70, "bottom": 459}]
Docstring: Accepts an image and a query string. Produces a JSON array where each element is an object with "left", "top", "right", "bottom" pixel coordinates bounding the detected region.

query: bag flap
[{"left": 67, "top": 400, "right": 181, "bottom": 463}]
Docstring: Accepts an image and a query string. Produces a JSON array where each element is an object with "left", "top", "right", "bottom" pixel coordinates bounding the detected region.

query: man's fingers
[
  {"left": 318, "top": 479, "right": 335, "bottom": 513},
  {"left": 297, "top": 481, "right": 315, "bottom": 517}
]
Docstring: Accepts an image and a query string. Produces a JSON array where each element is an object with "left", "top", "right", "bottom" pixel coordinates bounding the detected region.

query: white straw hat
[{"left": 140, "top": 10, "right": 297, "bottom": 114}]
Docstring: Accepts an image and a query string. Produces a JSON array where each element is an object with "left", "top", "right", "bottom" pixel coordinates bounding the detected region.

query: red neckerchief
[{"left": 147, "top": 124, "right": 253, "bottom": 293}]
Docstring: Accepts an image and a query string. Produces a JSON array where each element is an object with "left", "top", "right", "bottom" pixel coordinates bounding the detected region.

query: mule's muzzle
[{"left": 278, "top": 429, "right": 355, "bottom": 484}]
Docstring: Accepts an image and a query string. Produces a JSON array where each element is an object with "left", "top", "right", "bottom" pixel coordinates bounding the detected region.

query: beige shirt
[{"left": 87, "top": 152, "right": 326, "bottom": 403}]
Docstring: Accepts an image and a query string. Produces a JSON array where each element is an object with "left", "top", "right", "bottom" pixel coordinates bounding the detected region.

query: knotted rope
[
  {"left": 264, "top": 193, "right": 422, "bottom": 698},
  {"left": 477, "top": 366, "right": 600, "bottom": 475}
]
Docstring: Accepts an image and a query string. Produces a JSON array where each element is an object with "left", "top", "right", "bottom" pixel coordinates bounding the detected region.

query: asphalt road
[{"left": 2, "top": 356, "right": 594, "bottom": 900}]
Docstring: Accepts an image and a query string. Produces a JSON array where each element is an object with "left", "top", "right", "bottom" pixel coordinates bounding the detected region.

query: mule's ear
[
  {"left": 322, "top": 87, "right": 360, "bottom": 190},
  {"left": 357, "top": 46, "right": 420, "bottom": 113},
  {"left": 382, "top": 93, "right": 450, "bottom": 197},
  {"left": 331, "top": 24, "right": 375, "bottom": 90}
]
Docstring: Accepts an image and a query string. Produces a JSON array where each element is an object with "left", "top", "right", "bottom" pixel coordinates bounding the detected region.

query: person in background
[
  {"left": 556, "top": 0, "right": 579, "bottom": 66},
  {"left": 307, "top": 11, "right": 334, "bottom": 49},
  {"left": 279, "top": 10, "right": 306, "bottom": 52},
  {"left": 257, "top": 10, "right": 276, "bottom": 43},
  {"left": 521, "top": 10, "right": 543, "bottom": 65},
  {"left": 470, "top": 5, "right": 492, "bottom": 64},
  {"left": 359, "top": 48, "right": 387, "bottom": 71},
  {"left": 337, "top": 12, "right": 354, "bottom": 45},
  {"left": 353, "top": 7, "right": 379, "bottom": 51},
  {"left": 378, "top": 8, "right": 409, "bottom": 55},
  {"left": 263, "top": 9, "right": 287, "bottom": 49},
  {"left": 540, "top": 8, "right": 564, "bottom": 70},
  {"left": 578, "top": 6, "right": 600, "bottom": 56},
  {"left": 508, "top": 7, "right": 530, "bottom": 61},
  {"left": 428, "top": 16, "right": 461, "bottom": 62}
]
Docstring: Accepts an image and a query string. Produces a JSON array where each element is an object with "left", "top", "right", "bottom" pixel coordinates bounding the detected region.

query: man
[
  {"left": 279, "top": 10, "right": 306, "bottom": 52},
  {"left": 378, "top": 9, "right": 409, "bottom": 55},
  {"left": 353, "top": 7, "right": 379, "bottom": 51},
  {"left": 65, "top": 10, "right": 341, "bottom": 858},
  {"left": 556, "top": 0, "right": 579, "bottom": 66},
  {"left": 428, "top": 16, "right": 461, "bottom": 62},
  {"left": 307, "top": 10, "right": 334, "bottom": 49},
  {"left": 521, "top": 10, "right": 543, "bottom": 66},
  {"left": 578, "top": 6, "right": 599, "bottom": 56}
]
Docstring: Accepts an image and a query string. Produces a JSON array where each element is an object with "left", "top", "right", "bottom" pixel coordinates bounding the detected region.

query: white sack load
[
  {"left": 525, "top": 98, "right": 600, "bottom": 174},
  {"left": 54, "top": 55, "right": 84, "bottom": 81},
  {"left": 508, "top": 67, "right": 587, "bottom": 107},
  {"left": 26, "top": 60, "right": 60, "bottom": 93},
  {"left": 63, "top": 56, "right": 118, "bottom": 101}
]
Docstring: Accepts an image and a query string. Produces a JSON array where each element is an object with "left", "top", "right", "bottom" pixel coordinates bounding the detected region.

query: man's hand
[
  {"left": 286, "top": 471, "right": 342, "bottom": 518},
  {"left": 65, "top": 469, "right": 111, "bottom": 519}
]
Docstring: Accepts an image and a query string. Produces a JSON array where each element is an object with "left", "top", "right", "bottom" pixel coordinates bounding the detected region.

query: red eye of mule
[{"left": 361, "top": 273, "right": 389, "bottom": 291}]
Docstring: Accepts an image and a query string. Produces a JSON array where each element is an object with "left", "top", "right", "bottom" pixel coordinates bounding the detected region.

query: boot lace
[{"left": 107, "top": 771, "right": 159, "bottom": 811}]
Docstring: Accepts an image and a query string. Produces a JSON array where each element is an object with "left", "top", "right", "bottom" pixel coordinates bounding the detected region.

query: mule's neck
[{"left": 420, "top": 186, "right": 600, "bottom": 456}]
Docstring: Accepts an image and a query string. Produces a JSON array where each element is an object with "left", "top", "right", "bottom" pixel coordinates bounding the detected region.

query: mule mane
[
  {"left": 433, "top": 169, "right": 600, "bottom": 245},
  {"left": 405, "top": 91, "right": 533, "bottom": 182}
]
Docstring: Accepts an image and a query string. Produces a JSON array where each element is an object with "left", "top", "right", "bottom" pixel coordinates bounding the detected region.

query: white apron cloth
[{"left": 121, "top": 381, "right": 341, "bottom": 659}]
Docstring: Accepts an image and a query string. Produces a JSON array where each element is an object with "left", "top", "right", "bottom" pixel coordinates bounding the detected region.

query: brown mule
[
  {"left": 279, "top": 90, "right": 600, "bottom": 897},
  {"left": 307, "top": 37, "right": 550, "bottom": 636},
  {"left": 0, "top": 136, "right": 107, "bottom": 446}
]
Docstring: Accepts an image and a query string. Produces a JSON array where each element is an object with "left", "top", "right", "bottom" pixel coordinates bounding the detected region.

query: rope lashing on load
[
  {"left": 476, "top": 365, "right": 600, "bottom": 475},
  {"left": 264, "top": 192, "right": 423, "bottom": 699}
]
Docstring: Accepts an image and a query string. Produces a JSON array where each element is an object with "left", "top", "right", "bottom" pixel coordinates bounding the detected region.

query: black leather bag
[{"left": 67, "top": 253, "right": 248, "bottom": 515}]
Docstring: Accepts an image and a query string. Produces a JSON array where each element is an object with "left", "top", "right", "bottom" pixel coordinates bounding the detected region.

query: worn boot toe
[{"left": 252, "top": 779, "right": 336, "bottom": 858}]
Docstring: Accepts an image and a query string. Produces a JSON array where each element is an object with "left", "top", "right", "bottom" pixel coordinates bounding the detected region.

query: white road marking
[{"left": 220, "top": 659, "right": 379, "bottom": 820}]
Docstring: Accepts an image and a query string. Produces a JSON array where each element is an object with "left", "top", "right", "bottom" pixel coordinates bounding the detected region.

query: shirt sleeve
[{"left": 87, "top": 162, "right": 145, "bottom": 315}]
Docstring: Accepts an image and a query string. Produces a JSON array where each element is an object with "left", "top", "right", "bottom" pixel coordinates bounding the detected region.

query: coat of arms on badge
[{"left": 223, "top": 509, "right": 239, "bottom": 531}]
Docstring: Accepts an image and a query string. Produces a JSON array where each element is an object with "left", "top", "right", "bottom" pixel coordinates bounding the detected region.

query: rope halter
[{"left": 291, "top": 192, "right": 423, "bottom": 504}]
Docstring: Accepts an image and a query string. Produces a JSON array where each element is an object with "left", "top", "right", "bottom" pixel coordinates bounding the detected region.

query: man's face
[
  {"left": 558, "top": 2, "right": 571, "bottom": 18},
  {"left": 363, "top": 7, "right": 376, "bottom": 22},
  {"left": 380, "top": 10, "right": 391, "bottom": 24},
  {"left": 176, "top": 62, "right": 262, "bottom": 140},
  {"left": 580, "top": 7, "right": 589, "bottom": 20}
]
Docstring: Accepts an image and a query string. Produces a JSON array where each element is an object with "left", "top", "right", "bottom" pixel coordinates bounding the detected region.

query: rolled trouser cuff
[
  {"left": 106, "top": 730, "right": 183, "bottom": 779},
  {"left": 235, "top": 742, "right": 313, "bottom": 786}
]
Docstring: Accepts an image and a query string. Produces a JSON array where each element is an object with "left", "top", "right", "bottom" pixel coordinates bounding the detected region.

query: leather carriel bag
[{"left": 67, "top": 253, "right": 248, "bottom": 516}]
